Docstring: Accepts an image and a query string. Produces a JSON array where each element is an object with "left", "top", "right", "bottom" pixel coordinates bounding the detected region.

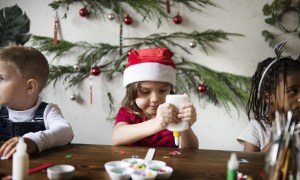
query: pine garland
[
  {"left": 49, "top": 0, "right": 215, "bottom": 26},
  {"left": 31, "top": 29, "right": 250, "bottom": 112},
  {"left": 32, "top": 0, "right": 251, "bottom": 115},
  {"left": 176, "top": 59, "right": 250, "bottom": 112}
]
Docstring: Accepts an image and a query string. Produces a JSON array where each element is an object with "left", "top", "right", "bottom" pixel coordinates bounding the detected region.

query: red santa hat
[{"left": 123, "top": 47, "right": 176, "bottom": 87}]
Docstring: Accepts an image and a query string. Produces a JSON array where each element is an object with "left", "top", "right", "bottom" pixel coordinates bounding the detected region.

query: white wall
[{"left": 1, "top": 0, "right": 299, "bottom": 151}]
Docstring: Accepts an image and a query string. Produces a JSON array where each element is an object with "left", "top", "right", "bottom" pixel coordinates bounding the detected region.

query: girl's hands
[
  {"left": 154, "top": 102, "right": 197, "bottom": 130},
  {"left": 155, "top": 103, "right": 180, "bottom": 130},
  {"left": 178, "top": 103, "right": 197, "bottom": 126}
]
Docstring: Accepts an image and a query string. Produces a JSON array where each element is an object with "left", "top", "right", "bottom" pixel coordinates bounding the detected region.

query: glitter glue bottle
[
  {"left": 13, "top": 137, "right": 29, "bottom": 180},
  {"left": 227, "top": 153, "right": 239, "bottom": 180},
  {"left": 166, "top": 94, "right": 190, "bottom": 146}
]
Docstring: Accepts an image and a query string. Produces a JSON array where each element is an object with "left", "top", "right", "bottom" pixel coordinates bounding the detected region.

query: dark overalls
[{"left": 0, "top": 102, "right": 47, "bottom": 141}]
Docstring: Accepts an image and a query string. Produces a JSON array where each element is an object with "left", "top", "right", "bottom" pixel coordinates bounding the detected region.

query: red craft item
[
  {"left": 173, "top": 14, "right": 183, "bottom": 24},
  {"left": 123, "top": 15, "right": 133, "bottom": 25},
  {"left": 198, "top": 83, "right": 206, "bottom": 93},
  {"left": 113, "top": 150, "right": 125, "bottom": 154},
  {"left": 28, "top": 163, "right": 53, "bottom": 174},
  {"left": 79, "top": 7, "right": 89, "bottom": 17},
  {"left": 168, "top": 151, "right": 181, "bottom": 155}
]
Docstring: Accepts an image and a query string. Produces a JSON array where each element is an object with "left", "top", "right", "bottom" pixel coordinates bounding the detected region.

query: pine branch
[
  {"left": 126, "top": 30, "right": 243, "bottom": 54},
  {"left": 31, "top": 36, "right": 76, "bottom": 58},
  {"left": 32, "top": 29, "right": 242, "bottom": 84},
  {"left": 49, "top": 0, "right": 215, "bottom": 26},
  {"left": 176, "top": 58, "right": 251, "bottom": 112},
  {"left": 31, "top": 29, "right": 247, "bottom": 112}
]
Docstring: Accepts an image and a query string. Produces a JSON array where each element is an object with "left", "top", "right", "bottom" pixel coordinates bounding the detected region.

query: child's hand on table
[{"left": 0, "top": 137, "right": 38, "bottom": 159}]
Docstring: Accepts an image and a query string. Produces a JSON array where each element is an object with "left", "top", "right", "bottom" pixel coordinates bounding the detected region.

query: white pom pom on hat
[{"left": 123, "top": 47, "right": 176, "bottom": 87}]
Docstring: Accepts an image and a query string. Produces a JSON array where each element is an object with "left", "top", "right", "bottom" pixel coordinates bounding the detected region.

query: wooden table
[{"left": 0, "top": 144, "right": 265, "bottom": 179}]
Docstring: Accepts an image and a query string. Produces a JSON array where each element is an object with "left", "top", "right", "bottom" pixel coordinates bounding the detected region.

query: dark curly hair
[{"left": 246, "top": 56, "right": 300, "bottom": 127}]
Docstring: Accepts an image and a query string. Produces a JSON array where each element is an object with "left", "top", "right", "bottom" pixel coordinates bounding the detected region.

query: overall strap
[
  {"left": 0, "top": 106, "right": 9, "bottom": 119},
  {"left": 34, "top": 102, "right": 48, "bottom": 121}
]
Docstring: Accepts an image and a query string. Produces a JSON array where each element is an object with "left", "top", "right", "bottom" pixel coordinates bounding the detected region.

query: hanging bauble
[
  {"left": 73, "top": 64, "right": 81, "bottom": 71},
  {"left": 127, "top": 48, "right": 133, "bottom": 56},
  {"left": 79, "top": 7, "right": 89, "bottom": 17},
  {"left": 70, "top": 94, "right": 77, "bottom": 101},
  {"left": 107, "top": 13, "right": 116, "bottom": 20},
  {"left": 198, "top": 83, "right": 207, "bottom": 93},
  {"left": 173, "top": 14, "right": 183, "bottom": 24},
  {"left": 189, "top": 40, "right": 197, "bottom": 48},
  {"left": 90, "top": 66, "right": 101, "bottom": 76},
  {"left": 123, "top": 15, "right": 133, "bottom": 25}
]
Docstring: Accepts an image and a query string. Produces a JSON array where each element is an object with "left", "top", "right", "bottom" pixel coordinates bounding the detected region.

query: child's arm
[
  {"left": 0, "top": 137, "right": 38, "bottom": 159},
  {"left": 23, "top": 104, "right": 73, "bottom": 152},
  {"left": 112, "top": 120, "right": 162, "bottom": 145},
  {"left": 243, "top": 141, "right": 260, "bottom": 152},
  {"left": 178, "top": 103, "right": 199, "bottom": 149},
  {"left": 261, "top": 142, "right": 271, "bottom": 153},
  {"left": 112, "top": 103, "right": 179, "bottom": 145},
  {"left": 180, "top": 129, "right": 199, "bottom": 148}
]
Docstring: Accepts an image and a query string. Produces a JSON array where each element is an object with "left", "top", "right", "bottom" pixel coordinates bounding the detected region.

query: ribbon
[
  {"left": 166, "top": 0, "right": 171, "bottom": 14},
  {"left": 54, "top": 12, "right": 59, "bottom": 46}
]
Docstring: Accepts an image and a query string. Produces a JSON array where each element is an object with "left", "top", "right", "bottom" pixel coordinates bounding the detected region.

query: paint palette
[
  {"left": 148, "top": 165, "right": 173, "bottom": 179},
  {"left": 131, "top": 169, "right": 157, "bottom": 180},
  {"left": 105, "top": 158, "right": 172, "bottom": 179},
  {"left": 104, "top": 161, "right": 131, "bottom": 171},
  {"left": 107, "top": 167, "right": 133, "bottom": 180}
]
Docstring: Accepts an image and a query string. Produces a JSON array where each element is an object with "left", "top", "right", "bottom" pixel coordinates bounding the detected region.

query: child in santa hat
[{"left": 112, "top": 47, "right": 198, "bottom": 148}]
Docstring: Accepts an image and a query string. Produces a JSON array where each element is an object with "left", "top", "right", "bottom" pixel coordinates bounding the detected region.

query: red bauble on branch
[
  {"left": 173, "top": 14, "right": 183, "bottom": 24},
  {"left": 90, "top": 66, "right": 101, "bottom": 76},
  {"left": 198, "top": 83, "right": 206, "bottom": 93},
  {"left": 79, "top": 7, "right": 89, "bottom": 17},
  {"left": 123, "top": 15, "right": 133, "bottom": 25},
  {"left": 127, "top": 48, "right": 133, "bottom": 56}
]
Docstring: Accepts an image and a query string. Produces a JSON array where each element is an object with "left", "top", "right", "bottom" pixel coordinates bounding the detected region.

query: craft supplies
[
  {"left": 131, "top": 169, "right": 157, "bottom": 180},
  {"left": 107, "top": 167, "right": 133, "bottom": 180},
  {"left": 28, "top": 163, "right": 53, "bottom": 174},
  {"left": 144, "top": 148, "right": 155, "bottom": 163},
  {"left": 13, "top": 137, "right": 29, "bottom": 180},
  {"left": 166, "top": 94, "right": 190, "bottom": 146},
  {"left": 148, "top": 165, "right": 173, "bottom": 179},
  {"left": 106, "top": 149, "right": 172, "bottom": 179},
  {"left": 105, "top": 161, "right": 131, "bottom": 172},
  {"left": 227, "top": 153, "right": 239, "bottom": 180},
  {"left": 47, "top": 165, "right": 75, "bottom": 180}
]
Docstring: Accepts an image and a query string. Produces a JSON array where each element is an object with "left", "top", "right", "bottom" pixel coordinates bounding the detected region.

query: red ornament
[
  {"left": 123, "top": 15, "right": 133, "bottom": 25},
  {"left": 79, "top": 7, "right": 89, "bottom": 17},
  {"left": 90, "top": 66, "right": 101, "bottom": 76},
  {"left": 127, "top": 48, "right": 133, "bottom": 56},
  {"left": 173, "top": 14, "right": 183, "bottom": 24},
  {"left": 198, "top": 83, "right": 206, "bottom": 93}
]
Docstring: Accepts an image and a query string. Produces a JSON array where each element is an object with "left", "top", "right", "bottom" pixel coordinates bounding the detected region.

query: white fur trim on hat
[{"left": 123, "top": 62, "right": 176, "bottom": 87}]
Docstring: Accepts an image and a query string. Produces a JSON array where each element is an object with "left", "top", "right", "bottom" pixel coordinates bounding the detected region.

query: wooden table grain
[{"left": 0, "top": 144, "right": 265, "bottom": 179}]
